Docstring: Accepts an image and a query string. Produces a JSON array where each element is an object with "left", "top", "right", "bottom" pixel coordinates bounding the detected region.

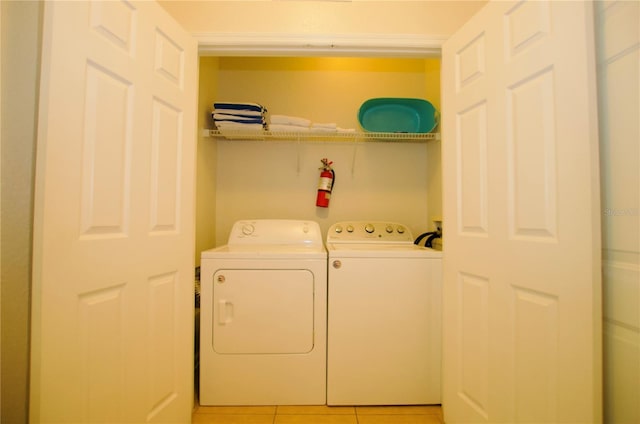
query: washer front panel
[{"left": 326, "top": 256, "right": 442, "bottom": 405}]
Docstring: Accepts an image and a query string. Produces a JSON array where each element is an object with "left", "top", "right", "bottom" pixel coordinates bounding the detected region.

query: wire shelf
[{"left": 207, "top": 129, "right": 439, "bottom": 143}]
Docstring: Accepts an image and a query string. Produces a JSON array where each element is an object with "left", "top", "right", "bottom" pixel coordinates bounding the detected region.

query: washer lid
[{"left": 326, "top": 242, "right": 442, "bottom": 258}]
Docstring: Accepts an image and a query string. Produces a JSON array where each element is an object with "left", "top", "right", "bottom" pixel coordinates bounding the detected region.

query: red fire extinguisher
[{"left": 316, "top": 158, "right": 334, "bottom": 208}]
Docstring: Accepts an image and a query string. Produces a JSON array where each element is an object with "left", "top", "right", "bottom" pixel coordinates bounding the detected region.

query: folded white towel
[
  {"left": 216, "top": 122, "right": 265, "bottom": 131},
  {"left": 213, "top": 113, "right": 265, "bottom": 123},
  {"left": 311, "top": 122, "right": 337, "bottom": 130},
  {"left": 270, "top": 114, "right": 311, "bottom": 127},
  {"left": 269, "top": 124, "right": 310, "bottom": 132},
  {"left": 310, "top": 127, "right": 337, "bottom": 133},
  {"left": 213, "top": 109, "right": 264, "bottom": 117}
]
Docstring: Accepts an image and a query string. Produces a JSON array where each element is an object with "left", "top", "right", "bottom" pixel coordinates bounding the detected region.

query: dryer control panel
[
  {"left": 327, "top": 221, "right": 414, "bottom": 243},
  {"left": 228, "top": 219, "right": 323, "bottom": 247}
]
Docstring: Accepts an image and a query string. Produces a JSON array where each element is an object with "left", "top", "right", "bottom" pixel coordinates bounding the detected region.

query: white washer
[
  {"left": 326, "top": 221, "right": 442, "bottom": 406},
  {"left": 200, "top": 220, "right": 327, "bottom": 405}
]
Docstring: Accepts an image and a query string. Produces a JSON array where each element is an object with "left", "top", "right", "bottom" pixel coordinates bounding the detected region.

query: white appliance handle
[{"left": 218, "top": 299, "right": 233, "bottom": 325}]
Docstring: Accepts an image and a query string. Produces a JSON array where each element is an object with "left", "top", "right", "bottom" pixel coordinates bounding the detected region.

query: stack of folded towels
[
  {"left": 269, "top": 114, "right": 356, "bottom": 134},
  {"left": 212, "top": 102, "right": 267, "bottom": 132}
]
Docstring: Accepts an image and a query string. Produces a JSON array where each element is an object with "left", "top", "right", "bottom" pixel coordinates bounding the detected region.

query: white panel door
[
  {"left": 31, "top": 1, "right": 197, "bottom": 422},
  {"left": 442, "top": 1, "right": 602, "bottom": 423}
]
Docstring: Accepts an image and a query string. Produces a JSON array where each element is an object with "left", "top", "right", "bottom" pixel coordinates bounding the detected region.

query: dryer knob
[
  {"left": 217, "top": 275, "right": 226, "bottom": 283},
  {"left": 332, "top": 260, "right": 342, "bottom": 269},
  {"left": 241, "top": 224, "right": 255, "bottom": 235},
  {"left": 365, "top": 224, "right": 375, "bottom": 234}
]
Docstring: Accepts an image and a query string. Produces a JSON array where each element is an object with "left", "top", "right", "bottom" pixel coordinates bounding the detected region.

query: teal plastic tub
[{"left": 358, "top": 98, "right": 439, "bottom": 133}]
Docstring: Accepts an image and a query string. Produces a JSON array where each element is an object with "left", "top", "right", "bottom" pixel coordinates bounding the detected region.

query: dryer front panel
[{"left": 212, "top": 269, "right": 314, "bottom": 354}]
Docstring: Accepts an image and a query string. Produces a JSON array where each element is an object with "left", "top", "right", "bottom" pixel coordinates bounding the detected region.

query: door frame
[{"left": 195, "top": 33, "right": 445, "bottom": 58}]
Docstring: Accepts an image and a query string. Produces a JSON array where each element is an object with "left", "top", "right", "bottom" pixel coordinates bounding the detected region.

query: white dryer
[
  {"left": 326, "top": 221, "right": 443, "bottom": 406},
  {"left": 200, "top": 220, "right": 327, "bottom": 405}
]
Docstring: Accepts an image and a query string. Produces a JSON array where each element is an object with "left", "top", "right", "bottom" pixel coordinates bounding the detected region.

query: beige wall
[
  {"left": 216, "top": 140, "right": 432, "bottom": 245},
  {"left": 0, "top": 1, "right": 42, "bottom": 423},
  {"left": 159, "top": 0, "right": 486, "bottom": 37}
]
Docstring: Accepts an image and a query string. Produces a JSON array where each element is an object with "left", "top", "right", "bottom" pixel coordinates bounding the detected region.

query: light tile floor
[{"left": 192, "top": 404, "right": 443, "bottom": 424}]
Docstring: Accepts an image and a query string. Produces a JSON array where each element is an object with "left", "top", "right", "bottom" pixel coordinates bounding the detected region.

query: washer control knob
[
  {"left": 397, "top": 226, "right": 406, "bottom": 234},
  {"left": 217, "top": 275, "right": 226, "bottom": 283},
  {"left": 385, "top": 225, "right": 394, "bottom": 233},
  {"left": 334, "top": 225, "right": 343, "bottom": 234},
  {"left": 346, "top": 225, "right": 354, "bottom": 233},
  {"left": 241, "top": 224, "right": 255, "bottom": 235},
  {"left": 365, "top": 224, "right": 375, "bottom": 234},
  {"left": 332, "top": 260, "right": 342, "bottom": 269}
]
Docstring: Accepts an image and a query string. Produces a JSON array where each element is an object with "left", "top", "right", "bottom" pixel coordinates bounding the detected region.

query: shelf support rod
[
  {"left": 351, "top": 144, "right": 359, "bottom": 177},
  {"left": 296, "top": 137, "right": 301, "bottom": 175}
]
